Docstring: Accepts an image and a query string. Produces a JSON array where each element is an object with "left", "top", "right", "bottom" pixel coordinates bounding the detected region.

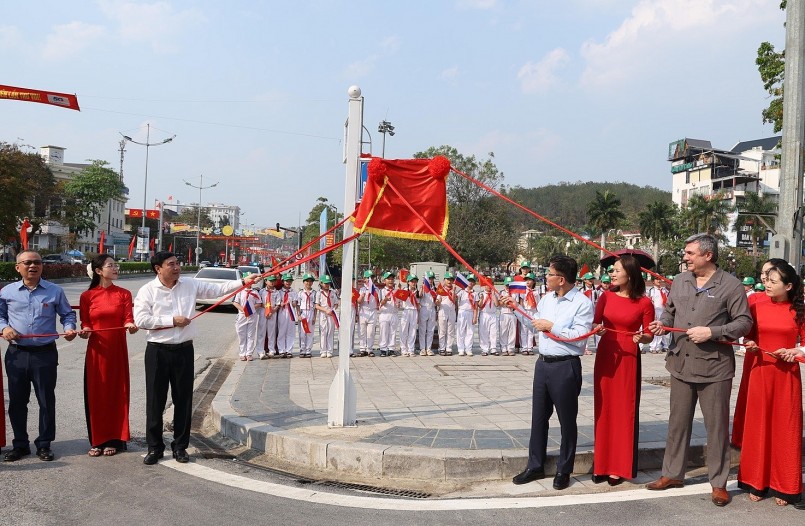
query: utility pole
[{"left": 771, "top": 2, "right": 805, "bottom": 272}]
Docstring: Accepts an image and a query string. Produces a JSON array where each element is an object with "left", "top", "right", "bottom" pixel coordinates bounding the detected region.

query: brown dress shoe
[
  {"left": 646, "top": 476, "right": 684, "bottom": 490},
  {"left": 711, "top": 487, "right": 731, "bottom": 507}
]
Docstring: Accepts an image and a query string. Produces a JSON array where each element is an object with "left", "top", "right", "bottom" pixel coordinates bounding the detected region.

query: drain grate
[{"left": 299, "top": 479, "right": 431, "bottom": 499}]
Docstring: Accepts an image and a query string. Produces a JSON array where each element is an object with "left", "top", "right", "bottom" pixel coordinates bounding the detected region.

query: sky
[{"left": 1, "top": 0, "right": 787, "bottom": 231}]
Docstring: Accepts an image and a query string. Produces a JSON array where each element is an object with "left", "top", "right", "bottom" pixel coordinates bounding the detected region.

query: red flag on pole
[
  {"left": 168, "top": 243, "right": 173, "bottom": 253},
  {"left": 98, "top": 230, "right": 105, "bottom": 253},
  {"left": 128, "top": 235, "right": 136, "bottom": 259},
  {"left": 149, "top": 238, "right": 155, "bottom": 250},
  {"left": 188, "top": 246, "right": 192, "bottom": 262},
  {"left": 19, "top": 217, "right": 31, "bottom": 250}
]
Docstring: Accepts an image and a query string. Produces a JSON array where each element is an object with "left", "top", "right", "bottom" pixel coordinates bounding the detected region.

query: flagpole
[{"left": 328, "top": 86, "right": 362, "bottom": 427}]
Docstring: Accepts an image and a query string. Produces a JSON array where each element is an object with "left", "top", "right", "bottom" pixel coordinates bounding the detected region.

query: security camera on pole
[{"left": 328, "top": 86, "right": 362, "bottom": 427}]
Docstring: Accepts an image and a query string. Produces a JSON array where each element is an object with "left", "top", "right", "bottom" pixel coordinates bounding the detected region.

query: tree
[
  {"left": 638, "top": 201, "right": 678, "bottom": 269},
  {"left": 586, "top": 190, "right": 625, "bottom": 256},
  {"left": 0, "top": 142, "right": 57, "bottom": 251},
  {"left": 301, "top": 197, "right": 344, "bottom": 274},
  {"left": 680, "top": 194, "right": 730, "bottom": 237},
  {"left": 734, "top": 191, "right": 777, "bottom": 265},
  {"left": 172, "top": 206, "right": 214, "bottom": 229},
  {"left": 62, "top": 160, "right": 126, "bottom": 238},
  {"left": 757, "top": 1, "right": 787, "bottom": 132}
]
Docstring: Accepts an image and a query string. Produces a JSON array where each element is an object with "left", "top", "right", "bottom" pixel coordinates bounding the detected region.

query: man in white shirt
[{"left": 134, "top": 251, "right": 258, "bottom": 466}]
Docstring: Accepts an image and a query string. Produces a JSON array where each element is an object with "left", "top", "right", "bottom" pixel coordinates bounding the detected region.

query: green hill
[{"left": 503, "top": 181, "right": 671, "bottom": 234}]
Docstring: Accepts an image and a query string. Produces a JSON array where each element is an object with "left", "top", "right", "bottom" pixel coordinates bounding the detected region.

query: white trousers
[
  {"left": 277, "top": 311, "right": 296, "bottom": 354},
  {"left": 399, "top": 309, "right": 418, "bottom": 354},
  {"left": 299, "top": 309, "right": 315, "bottom": 353},
  {"left": 378, "top": 312, "right": 396, "bottom": 351},
  {"left": 478, "top": 310, "right": 499, "bottom": 353},
  {"left": 235, "top": 314, "right": 259, "bottom": 357},
  {"left": 319, "top": 312, "right": 334, "bottom": 353},
  {"left": 499, "top": 314, "right": 517, "bottom": 353},
  {"left": 359, "top": 309, "right": 377, "bottom": 352},
  {"left": 438, "top": 308, "right": 456, "bottom": 352},
  {"left": 418, "top": 307, "right": 436, "bottom": 352},
  {"left": 519, "top": 309, "right": 537, "bottom": 351},
  {"left": 456, "top": 310, "right": 474, "bottom": 354},
  {"left": 265, "top": 312, "right": 277, "bottom": 354}
]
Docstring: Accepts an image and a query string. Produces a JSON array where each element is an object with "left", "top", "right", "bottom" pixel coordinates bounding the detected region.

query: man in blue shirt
[
  {"left": 511, "top": 255, "right": 593, "bottom": 490},
  {"left": 0, "top": 250, "right": 77, "bottom": 462}
]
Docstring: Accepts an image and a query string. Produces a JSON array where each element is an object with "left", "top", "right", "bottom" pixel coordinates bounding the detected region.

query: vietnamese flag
[
  {"left": 436, "top": 283, "right": 449, "bottom": 296},
  {"left": 149, "top": 238, "right": 155, "bottom": 250},
  {"left": 393, "top": 289, "right": 410, "bottom": 301},
  {"left": 127, "top": 235, "right": 136, "bottom": 259},
  {"left": 399, "top": 268, "right": 409, "bottom": 282},
  {"left": 352, "top": 287, "right": 359, "bottom": 304},
  {"left": 19, "top": 217, "right": 31, "bottom": 250},
  {"left": 98, "top": 230, "right": 105, "bottom": 253},
  {"left": 578, "top": 263, "right": 590, "bottom": 278},
  {"left": 168, "top": 243, "right": 173, "bottom": 253},
  {"left": 301, "top": 318, "right": 311, "bottom": 334}
]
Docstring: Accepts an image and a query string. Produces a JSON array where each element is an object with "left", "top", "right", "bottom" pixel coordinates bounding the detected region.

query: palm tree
[
  {"left": 638, "top": 201, "right": 677, "bottom": 269},
  {"left": 587, "top": 190, "right": 625, "bottom": 257},
  {"left": 682, "top": 193, "right": 730, "bottom": 236},
  {"left": 734, "top": 192, "right": 777, "bottom": 265}
]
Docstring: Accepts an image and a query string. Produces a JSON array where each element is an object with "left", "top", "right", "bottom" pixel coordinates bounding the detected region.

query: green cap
[
  {"left": 582, "top": 272, "right": 594, "bottom": 280},
  {"left": 382, "top": 271, "right": 395, "bottom": 280},
  {"left": 407, "top": 273, "right": 418, "bottom": 282},
  {"left": 302, "top": 272, "right": 315, "bottom": 281},
  {"left": 363, "top": 270, "right": 374, "bottom": 278},
  {"left": 503, "top": 276, "right": 513, "bottom": 285},
  {"left": 426, "top": 270, "right": 435, "bottom": 278},
  {"left": 520, "top": 260, "right": 531, "bottom": 268},
  {"left": 607, "top": 265, "right": 615, "bottom": 272},
  {"left": 742, "top": 276, "right": 755, "bottom": 286},
  {"left": 666, "top": 274, "right": 675, "bottom": 281},
  {"left": 525, "top": 272, "right": 536, "bottom": 280},
  {"left": 600, "top": 275, "right": 611, "bottom": 283},
  {"left": 444, "top": 272, "right": 455, "bottom": 280},
  {"left": 266, "top": 274, "right": 277, "bottom": 281},
  {"left": 754, "top": 283, "right": 765, "bottom": 291},
  {"left": 320, "top": 275, "right": 332, "bottom": 284},
  {"left": 467, "top": 274, "right": 477, "bottom": 282},
  {"left": 281, "top": 273, "right": 293, "bottom": 281}
]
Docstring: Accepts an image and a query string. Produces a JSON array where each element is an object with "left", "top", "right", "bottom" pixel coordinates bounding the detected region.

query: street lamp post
[
  {"left": 120, "top": 123, "right": 175, "bottom": 258},
  {"left": 377, "top": 120, "right": 394, "bottom": 158},
  {"left": 184, "top": 174, "right": 219, "bottom": 266}
]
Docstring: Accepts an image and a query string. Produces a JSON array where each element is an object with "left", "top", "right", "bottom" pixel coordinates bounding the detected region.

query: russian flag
[
  {"left": 288, "top": 304, "right": 299, "bottom": 322},
  {"left": 331, "top": 310, "right": 340, "bottom": 329},
  {"left": 243, "top": 300, "right": 254, "bottom": 317},
  {"left": 508, "top": 281, "right": 527, "bottom": 295},
  {"left": 455, "top": 271, "right": 469, "bottom": 290},
  {"left": 423, "top": 276, "right": 433, "bottom": 294}
]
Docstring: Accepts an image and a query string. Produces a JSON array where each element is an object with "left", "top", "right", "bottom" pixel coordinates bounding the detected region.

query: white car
[{"left": 193, "top": 267, "right": 243, "bottom": 308}]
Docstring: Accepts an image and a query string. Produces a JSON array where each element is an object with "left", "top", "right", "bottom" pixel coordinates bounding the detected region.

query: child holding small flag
[
  {"left": 358, "top": 270, "right": 379, "bottom": 357},
  {"left": 518, "top": 272, "right": 540, "bottom": 355},
  {"left": 378, "top": 271, "right": 400, "bottom": 357},
  {"left": 298, "top": 273, "right": 317, "bottom": 358},
  {"left": 315, "top": 275, "right": 339, "bottom": 358},
  {"left": 436, "top": 272, "right": 457, "bottom": 356},
  {"left": 455, "top": 273, "right": 477, "bottom": 356},
  {"left": 233, "top": 281, "right": 265, "bottom": 361},
  {"left": 399, "top": 274, "right": 420, "bottom": 356},
  {"left": 499, "top": 277, "right": 518, "bottom": 356},
  {"left": 477, "top": 275, "right": 500, "bottom": 356},
  {"left": 276, "top": 274, "right": 299, "bottom": 358},
  {"left": 264, "top": 274, "right": 280, "bottom": 358},
  {"left": 418, "top": 271, "right": 437, "bottom": 356}
]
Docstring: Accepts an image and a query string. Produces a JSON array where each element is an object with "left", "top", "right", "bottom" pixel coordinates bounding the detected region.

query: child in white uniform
[
  {"left": 297, "top": 273, "right": 317, "bottom": 358},
  {"left": 377, "top": 271, "right": 400, "bottom": 357},
  {"left": 436, "top": 272, "right": 457, "bottom": 356},
  {"left": 316, "top": 275, "right": 339, "bottom": 358},
  {"left": 499, "top": 277, "right": 517, "bottom": 356},
  {"left": 399, "top": 274, "right": 420, "bottom": 356},
  {"left": 276, "top": 274, "right": 298, "bottom": 358},
  {"left": 418, "top": 271, "right": 437, "bottom": 356},
  {"left": 477, "top": 275, "right": 500, "bottom": 356},
  {"left": 455, "top": 275, "right": 477, "bottom": 356}
]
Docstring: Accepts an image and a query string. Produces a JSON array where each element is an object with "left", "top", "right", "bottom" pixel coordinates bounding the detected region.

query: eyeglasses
[
  {"left": 546, "top": 272, "right": 564, "bottom": 279},
  {"left": 18, "top": 260, "right": 43, "bottom": 266},
  {"left": 102, "top": 263, "right": 120, "bottom": 269}
]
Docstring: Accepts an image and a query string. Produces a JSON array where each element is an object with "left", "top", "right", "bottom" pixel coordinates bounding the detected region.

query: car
[
  {"left": 237, "top": 265, "right": 261, "bottom": 278},
  {"left": 199, "top": 260, "right": 212, "bottom": 268},
  {"left": 42, "top": 254, "right": 82, "bottom": 265},
  {"left": 193, "top": 267, "right": 243, "bottom": 307}
]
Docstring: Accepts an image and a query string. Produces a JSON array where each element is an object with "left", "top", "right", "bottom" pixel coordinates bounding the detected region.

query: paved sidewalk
[{"left": 211, "top": 344, "right": 805, "bottom": 493}]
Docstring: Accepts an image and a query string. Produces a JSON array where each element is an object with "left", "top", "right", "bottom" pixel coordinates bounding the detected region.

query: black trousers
[
  {"left": 4, "top": 343, "right": 58, "bottom": 450},
  {"left": 527, "top": 356, "right": 582, "bottom": 474},
  {"left": 144, "top": 341, "right": 194, "bottom": 452}
]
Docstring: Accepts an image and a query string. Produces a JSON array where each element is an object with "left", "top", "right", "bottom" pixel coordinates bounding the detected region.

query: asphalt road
[{"left": 1, "top": 276, "right": 802, "bottom": 525}]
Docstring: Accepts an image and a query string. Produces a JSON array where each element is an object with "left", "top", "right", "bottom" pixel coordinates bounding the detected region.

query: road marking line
[{"left": 163, "top": 460, "right": 737, "bottom": 510}]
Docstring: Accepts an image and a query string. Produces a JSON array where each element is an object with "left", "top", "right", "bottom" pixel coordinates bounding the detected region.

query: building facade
[{"left": 34, "top": 145, "right": 129, "bottom": 255}]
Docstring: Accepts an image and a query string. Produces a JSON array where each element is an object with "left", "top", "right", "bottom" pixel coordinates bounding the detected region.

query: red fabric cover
[{"left": 351, "top": 157, "right": 450, "bottom": 240}]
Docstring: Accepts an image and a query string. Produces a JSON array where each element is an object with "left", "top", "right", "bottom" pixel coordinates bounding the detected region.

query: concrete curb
[{"left": 211, "top": 361, "right": 727, "bottom": 486}]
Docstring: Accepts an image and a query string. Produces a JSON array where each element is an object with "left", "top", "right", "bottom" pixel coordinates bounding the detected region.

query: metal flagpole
[{"left": 328, "top": 86, "right": 362, "bottom": 426}]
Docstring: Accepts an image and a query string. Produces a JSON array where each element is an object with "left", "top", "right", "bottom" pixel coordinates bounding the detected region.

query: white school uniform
[
  {"left": 298, "top": 289, "right": 317, "bottom": 356},
  {"left": 499, "top": 288, "right": 517, "bottom": 354},
  {"left": 358, "top": 283, "right": 379, "bottom": 354},
  {"left": 477, "top": 289, "right": 499, "bottom": 354},
  {"left": 399, "top": 288, "right": 419, "bottom": 356},
  {"left": 234, "top": 288, "right": 264, "bottom": 358},
  {"left": 418, "top": 286, "right": 437, "bottom": 354},
  {"left": 317, "top": 288, "right": 339, "bottom": 355},
  {"left": 518, "top": 287, "right": 540, "bottom": 353},
  {"left": 378, "top": 286, "right": 399, "bottom": 352},
  {"left": 276, "top": 287, "right": 298, "bottom": 355},
  {"left": 437, "top": 288, "right": 457, "bottom": 353},
  {"left": 455, "top": 288, "right": 476, "bottom": 355}
]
